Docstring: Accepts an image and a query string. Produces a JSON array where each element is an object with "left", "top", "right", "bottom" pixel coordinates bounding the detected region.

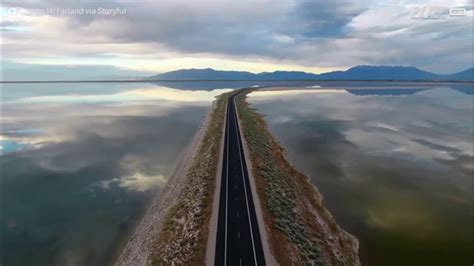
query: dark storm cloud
[{"left": 286, "top": 1, "right": 367, "bottom": 37}]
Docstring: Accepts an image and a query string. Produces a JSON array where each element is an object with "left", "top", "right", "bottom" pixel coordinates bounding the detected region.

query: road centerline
[
  {"left": 215, "top": 93, "right": 266, "bottom": 266},
  {"left": 224, "top": 101, "right": 230, "bottom": 266},
  {"left": 232, "top": 97, "right": 258, "bottom": 265}
]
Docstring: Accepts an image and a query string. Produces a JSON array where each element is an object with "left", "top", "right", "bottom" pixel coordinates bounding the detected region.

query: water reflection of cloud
[
  {"left": 23, "top": 109, "right": 202, "bottom": 173},
  {"left": 2, "top": 87, "right": 230, "bottom": 154},
  {"left": 251, "top": 88, "right": 344, "bottom": 98},
  {"left": 2, "top": 104, "right": 207, "bottom": 206},
  {"left": 250, "top": 87, "right": 473, "bottom": 165},
  {"left": 248, "top": 86, "right": 473, "bottom": 260},
  {"left": 370, "top": 122, "right": 399, "bottom": 132},
  {"left": 10, "top": 87, "right": 231, "bottom": 104},
  {"left": 99, "top": 173, "right": 166, "bottom": 192},
  {"left": 344, "top": 127, "right": 467, "bottom": 161},
  {"left": 1, "top": 101, "right": 208, "bottom": 265},
  {"left": 119, "top": 173, "right": 167, "bottom": 192}
]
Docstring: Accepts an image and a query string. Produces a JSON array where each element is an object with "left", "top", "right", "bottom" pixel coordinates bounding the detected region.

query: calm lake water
[
  {"left": 1, "top": 81, "right": 472, "bottom": 265},
  {"left": 0, "top": 82, "right": 230, "bottom": 266},
  {"left": 249, "top": 84, "right": 473, "bottom": 265}
]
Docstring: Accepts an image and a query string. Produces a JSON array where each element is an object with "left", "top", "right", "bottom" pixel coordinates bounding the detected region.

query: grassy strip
[
  {"left": 152, "top": 92, "right": 231, "bottom": 265},
  {"left": 235, "top": 89, "right": 360, "bottom": 265}
]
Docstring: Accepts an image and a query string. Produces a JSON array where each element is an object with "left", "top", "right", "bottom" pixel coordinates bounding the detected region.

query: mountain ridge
[{"left": 148, "top": 66, "right": 473, "bottom": 81}]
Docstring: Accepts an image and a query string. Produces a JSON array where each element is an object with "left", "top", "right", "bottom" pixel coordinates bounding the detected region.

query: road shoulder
[
  {"left": 234, "top": 95, "right": 279, "bottom": 265},
  {"left": 205, "top": 98, "right": 228, "bottom": 265}
]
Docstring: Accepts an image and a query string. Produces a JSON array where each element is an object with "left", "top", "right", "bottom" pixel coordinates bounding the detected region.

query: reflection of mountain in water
[
  {"left": 449, "top": 86, "right": 474, "bottom": 95},
  {"left": 150, "top": 81, "right": 474, "bottom": 95},
  {"left": 150, "top": 81, "right": 316, "bottom": 90},
  {"left": 345, "top": 88, "right": 427, "bottom": 96}
]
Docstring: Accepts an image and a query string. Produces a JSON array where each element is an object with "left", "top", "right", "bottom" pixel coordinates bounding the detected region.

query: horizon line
[{"left": 2, "top": 79, "right": 473, "bottom": 84}]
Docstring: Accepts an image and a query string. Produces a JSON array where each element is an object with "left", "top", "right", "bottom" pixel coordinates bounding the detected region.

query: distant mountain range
[{"left": 148, "top": 66, "right": 473, "bottom": 81}]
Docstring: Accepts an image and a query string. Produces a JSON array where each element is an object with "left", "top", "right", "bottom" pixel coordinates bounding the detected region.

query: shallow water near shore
[{"left": 248, "top": 84, "right": 473, "bottom": 265}]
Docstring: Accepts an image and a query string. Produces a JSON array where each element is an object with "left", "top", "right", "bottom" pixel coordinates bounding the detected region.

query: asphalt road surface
[{"left": 215, "top": 93, "right": 266, "bottom": 266}]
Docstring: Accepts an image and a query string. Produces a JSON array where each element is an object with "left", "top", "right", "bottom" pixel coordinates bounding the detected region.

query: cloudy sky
[{"left": 1, "top": 0, "right": 473, "bottom": 79}]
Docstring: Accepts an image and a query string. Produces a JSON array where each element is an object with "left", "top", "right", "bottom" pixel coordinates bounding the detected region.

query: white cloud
[
  {"left": 118, "top": 172, "right": 166, "bottom": 192},
  {"left": 1, "top": 0, "right": 472, "bottom": 73}
]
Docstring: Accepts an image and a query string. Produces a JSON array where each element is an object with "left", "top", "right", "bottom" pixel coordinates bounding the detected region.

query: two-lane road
[{"left": 215, "top": 93, "right": 266, "bottom": 266}]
